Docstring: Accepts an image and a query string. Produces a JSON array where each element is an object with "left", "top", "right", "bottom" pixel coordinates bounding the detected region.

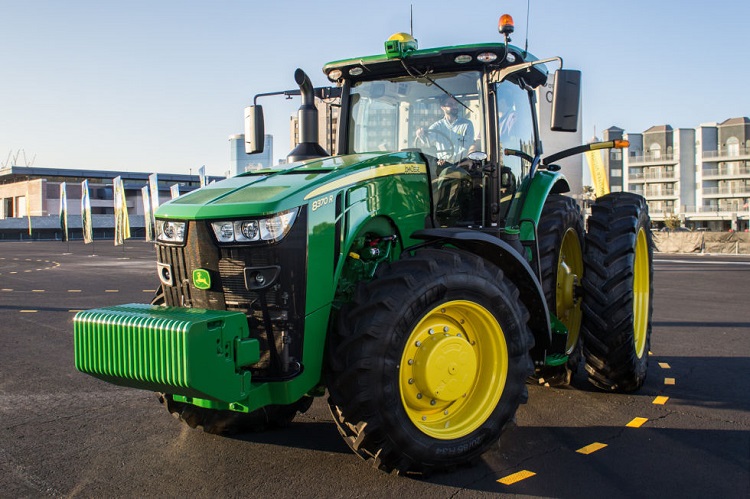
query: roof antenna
[
  {"left": 523, "top": 0, "right": 531, "bottom": 56},
  {"left": 410, "top": 4, "right": 414, "bottom": 36}
]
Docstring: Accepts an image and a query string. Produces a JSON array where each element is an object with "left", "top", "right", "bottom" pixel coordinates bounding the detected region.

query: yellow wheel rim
[
  {"left": 633, "top": 228, "right": 650, "bottom": 359},
  {"left": 399, "top": 300, "right": 508, "bottom": 440},
  {"left": 556, "top": 228, "right": 584, "bottom": 354}
]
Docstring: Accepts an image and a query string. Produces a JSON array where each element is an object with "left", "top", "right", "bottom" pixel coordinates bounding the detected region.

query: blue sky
[{"left": 1, "top": 0, "right": 748, "bottom": 176}]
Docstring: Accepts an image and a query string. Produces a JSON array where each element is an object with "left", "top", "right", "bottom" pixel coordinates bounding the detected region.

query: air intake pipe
[{"left": 287, "top": 68, "right": 329, "bottom": 163}]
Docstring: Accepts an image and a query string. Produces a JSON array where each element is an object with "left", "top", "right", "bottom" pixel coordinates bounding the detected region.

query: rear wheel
[
  {"left": 582, "top": 192, "right": 654, "bottom": 392},
  {"left": 537, "top": 194, "right": 585, "bottom": 384},
  {"left": 327, "top": 248, "right": 534, "bottom": 473}
]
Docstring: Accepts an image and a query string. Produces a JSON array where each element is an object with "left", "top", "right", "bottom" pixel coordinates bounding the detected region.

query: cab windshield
[{"left": 348, "top": 71, "right": 485, "bottom": 163}]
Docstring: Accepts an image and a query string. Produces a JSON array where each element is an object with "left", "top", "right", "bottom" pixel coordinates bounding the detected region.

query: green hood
[{"left": 155, "top": 152, "right": 423, "bottom": 220}]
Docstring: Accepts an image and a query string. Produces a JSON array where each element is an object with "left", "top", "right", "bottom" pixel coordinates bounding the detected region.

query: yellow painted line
[
  {"left": 664, "top": 378, "right": 676, "bottom": 385},
  {"left": 24, "top": 270, "right": 32, "bottom": 273},
  {"left": 105, "top": 290, "right": 119, "bottom": 293},
  {"left": 497, "top": 470, "right": 536, "bottom": 485},
  {"left": 10, "top": 271, "right": 17, "bottom": 274},
  {"left": 658, "top": 362, "right": 671, "bottom": 369},
  {"left": 2, "top": 289, "right": 13, "bottom": 292},
  {"left": 32, "top": 290, "right": 45, "bottom": 293},
  {"left": 576, "top": 442, "right": 608, "bottom": 455},
  {"left": 68, "top": 310, "right": 84, "bottom": 313},
  {"left": 143, "top": 289, "right": 156, "bottom": 293},
  {"left": 626, "top": 417, "right": 648, "bottom": 428},
  {"left": 20, "top": 310, "right": 38, "bottom": 313},
  {"left": 68, "top": 290, "right": 82, "bottom": 293},
  {"left": 653, "top": 396, "right": 669, "bottom": 405}
]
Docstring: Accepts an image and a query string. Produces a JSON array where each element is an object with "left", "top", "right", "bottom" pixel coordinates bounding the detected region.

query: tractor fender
[{"left": 410, "top": 228, "right": 551, "bottom": 349}]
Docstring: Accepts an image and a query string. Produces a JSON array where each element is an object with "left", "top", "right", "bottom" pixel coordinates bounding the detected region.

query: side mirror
[
  {"left": 244, "top": 105, "right": 265, "bottom": 154},
  {"left": 550, "top": 69, "right": 581, "bottom": 132}
]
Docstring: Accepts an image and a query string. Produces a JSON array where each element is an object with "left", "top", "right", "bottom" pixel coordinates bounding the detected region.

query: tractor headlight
[
  {"left": 210, "top": 208, "right": 298, "bottom": 244},
  {"left": 156, "top": 220, "right": 186, "bottom": 244}
]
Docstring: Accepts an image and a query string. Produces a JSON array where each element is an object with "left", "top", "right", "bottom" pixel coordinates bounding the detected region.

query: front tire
[
  {"left": 327, "top": 248, "right": 534, "bottom": 473},
  {"left": 582, "top": 192, "right": 654, "bottom": 392}
]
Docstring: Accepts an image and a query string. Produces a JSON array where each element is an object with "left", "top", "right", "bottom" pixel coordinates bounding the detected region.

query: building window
[
  {"left": 727, "top": 137, "right": 739, "bottom": 157},
  {"left": 611, "top": 169, "right": 622, "bottom": 178},
  {"left": 649, "top": 143, "right": 661, "bottom": 159}
]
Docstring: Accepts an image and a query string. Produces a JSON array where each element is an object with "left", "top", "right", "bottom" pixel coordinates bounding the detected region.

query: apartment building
[{"left": 615, "top": 117, "right": 749, "bottom": 232}]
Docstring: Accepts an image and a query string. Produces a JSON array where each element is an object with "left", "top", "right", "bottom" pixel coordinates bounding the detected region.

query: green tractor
[{"left": 74, "top": 15, "right": 653, "bottom": 474}]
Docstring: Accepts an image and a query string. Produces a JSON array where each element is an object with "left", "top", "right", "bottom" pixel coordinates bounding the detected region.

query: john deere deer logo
[{"left": 192, "top": 269, "right": 211, "bottom": 290}]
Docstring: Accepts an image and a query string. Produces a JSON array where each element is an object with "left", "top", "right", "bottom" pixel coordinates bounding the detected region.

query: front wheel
[
  {"left": 327, "top": 248, "right": 534, "bottom": 473},
  {"left": 582, "top": 192, "right": 654, "bottom": 392}
]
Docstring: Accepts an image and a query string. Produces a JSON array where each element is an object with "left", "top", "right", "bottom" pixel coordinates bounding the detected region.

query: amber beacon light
[{"left": 498, "top": 14, "right": 515, "bottom": 36}]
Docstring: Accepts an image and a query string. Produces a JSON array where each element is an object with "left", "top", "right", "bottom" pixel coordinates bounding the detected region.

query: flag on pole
[
  {"left": 170, "top": 184, "right": 180, "bottom": 199},
  {"left": 198, "top": 165, "right": 207, "bottom": 187},
  {"left": 584, "top": 148, "right": 610, "bottom": 198},
  {"left": 81, "top": 180, "right": 93, "bottom": 244},
  {"left": 141, "top": 186, "right": 154, "bottom": 242},
  {"left": 26, "top": 184, "right": 32, "bottom": 236},
  {"left": 59, "top": 182, "right": 69, "bottom": 242},
  {"left": 113, "top": 176, "right": 131, "bottom": 246},
  {"left": 149, "top": 173, "right": 159, "bottom": 216}
]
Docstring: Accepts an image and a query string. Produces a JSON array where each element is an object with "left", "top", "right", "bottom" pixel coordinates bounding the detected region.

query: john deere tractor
[{"left": 74, "top": 14, "right": 653, "bottom": 473}]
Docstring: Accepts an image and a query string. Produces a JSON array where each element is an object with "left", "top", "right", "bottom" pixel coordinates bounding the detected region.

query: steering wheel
[{"left": 415, "top": 128, "right": 455, "bottom": 160}]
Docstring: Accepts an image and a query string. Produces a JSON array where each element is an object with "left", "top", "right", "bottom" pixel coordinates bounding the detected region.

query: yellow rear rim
[
  {"left": 633, "top": 228, "right": 650, "bottom": 358},
  {"left": 399, "top": 300, "right": 508, "bottom": 440},
  {"left": 557, "top": 228, "right": 584, "bottom": 354}
]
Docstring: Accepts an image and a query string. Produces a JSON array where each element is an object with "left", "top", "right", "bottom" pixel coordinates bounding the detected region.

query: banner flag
[
  {"left": 148, "top": 173, "right": 159, "bottom": 221},
  {"left": 59, "top": 182, "right": 69, "bottom": 242},
  {"left": 26, "top": 184, "right": 32, "bottom": 236},
  {"left": 81, "top": 180, "right": 93, "bottom": 244},
  {"left": 113, "top": 176, "right": 131, "bottom": 246},
  {"left": 142, "top": 186, "right": 154, "bottom": 242},
  {"left": 585, "top": 148, "right": 610, "bottom": 198},
  {"left": 170, "top": 184, "right": 180, "bottom": 199}
]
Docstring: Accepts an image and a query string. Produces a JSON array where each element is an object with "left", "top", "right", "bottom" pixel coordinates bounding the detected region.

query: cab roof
[{"left": 323, "top": 42, "right": 548, "bottom": 88}]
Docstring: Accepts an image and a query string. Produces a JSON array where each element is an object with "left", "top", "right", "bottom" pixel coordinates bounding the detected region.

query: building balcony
[
  {"left": 701, "top": 165, "right": 750, "bottom": 180},
  {"left": 702, "top": 186, "right": 750, "bottom": 197},
  {"left": 643, "top": 191, "right": 677, "bottom": 200},
  {"left": 628, "top": 171, "right": 676, "bottom": 183},
  {"left": 628, "top": 153, "right": 678, "bottom": 166},
  {"left": 701, "top": 147, "right": 750, "bottom": 161}
]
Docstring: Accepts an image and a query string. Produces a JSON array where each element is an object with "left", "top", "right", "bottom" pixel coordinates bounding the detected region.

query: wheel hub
[{"left": 412, "top": 334, "right": 477, "bottom": 401}]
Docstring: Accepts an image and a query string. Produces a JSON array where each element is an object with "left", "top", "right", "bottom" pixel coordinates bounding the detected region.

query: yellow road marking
[
  {"left": 497, "top": 470, "right": 536, "bottom": 485},
  {"left": 576, "top": 442, "right": 608, "bottom": 455},
  {"left": 32, "top": 290, "right": 45, "bottom": 293},
  {"left": 68, "top": 290, "right": 82, "bottom": 293},
  {"left": 143, "top": 289, "right": 156, "bottom": 293},
  {"left": 20, "top": 310, "right": 38, "bottom": 313},
  {"left": 658, "top": 362, "right": 671, "bottom": 369},
  {"left": 664, "top": 378, "right": 676, "bottom": 385},
  {"left": 10, "top": 271, "right": 17, "bottom": 274},
  {"left": 626, "top": 417, "right": 648, "bottom": 428},
  {"left": 105, "top": 290, "right": 119, "bottom": 293},
  {"left": 68, "top": 310, "right": 84, "bottom": 313},
  {"left": 1, "top": 289, "right": 12, "bottom": 292},
  {"left": 653, "top": 396, "right": 669, "bottom": 405}
]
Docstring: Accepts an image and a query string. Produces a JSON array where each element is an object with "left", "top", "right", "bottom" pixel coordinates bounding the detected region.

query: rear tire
[
  {"left": 537, "top": 194, "right": 585, "bottom": 385},
  {"left": 582, "top": 192, "right": 654, "bottom": 392},
  {"left": 327, "top": 247, "right": 534, "bottom": 473}
]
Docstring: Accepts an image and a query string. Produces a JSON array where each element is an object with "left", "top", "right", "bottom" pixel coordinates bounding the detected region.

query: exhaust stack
[{"left": 287, "top": 68, "right": 329, "bottom": 163}]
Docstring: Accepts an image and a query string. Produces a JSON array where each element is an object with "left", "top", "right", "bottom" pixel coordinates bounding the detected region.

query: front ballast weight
[{"left": 74, "top": 304, "right": 260, "bottom": 407}]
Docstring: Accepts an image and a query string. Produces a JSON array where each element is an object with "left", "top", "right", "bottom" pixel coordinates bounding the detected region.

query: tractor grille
[{"left": 155, "top": 211, "right": 308, "bottom": 377}]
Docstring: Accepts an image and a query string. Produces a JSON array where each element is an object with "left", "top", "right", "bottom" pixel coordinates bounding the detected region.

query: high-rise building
[{"left": 229, "top": 134, "right": 273, "bottom": 175}]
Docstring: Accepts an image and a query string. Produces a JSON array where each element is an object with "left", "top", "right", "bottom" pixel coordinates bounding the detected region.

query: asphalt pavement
[{"left": 1, "top": 241, "right": 748, "bottom": 498}]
